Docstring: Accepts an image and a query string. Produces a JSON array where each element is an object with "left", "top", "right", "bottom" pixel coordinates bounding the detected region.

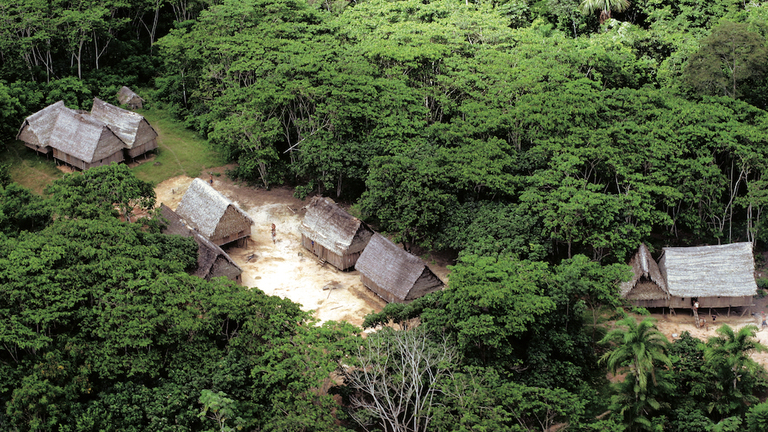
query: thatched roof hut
[
  {"left": 659, "top": 242, "right": 757, "bottom": 308},
  {"left": 117, "top": 86, "right": 144, "bottom": 109},
  {"left": 176, "top": 178, "right": 254, "bottom": 246},
  {"left": 48, "top": 108, "right": 125, "bottom": 170},
  {"left": 355, "top": 233, "right": 444, "bottom": 303},
  {"left": 91, "top": 98, "right": 158, "bottom": 158},
  {"left": 16, "top": 101, "right": 67, "bottom": 154},
  {"left": 299, "top": 196, "right": 374, "bottom": 270},
  {"left": 159, "top": 204, "right": 242, "bottom": 283},
  {"left": 620, "top": 244, "right": 669, "bottom": 308}
]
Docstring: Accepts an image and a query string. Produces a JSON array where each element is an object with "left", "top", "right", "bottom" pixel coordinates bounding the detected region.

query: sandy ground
[{"left": 155, "top": 170, "right": 389, "bottom": 328}]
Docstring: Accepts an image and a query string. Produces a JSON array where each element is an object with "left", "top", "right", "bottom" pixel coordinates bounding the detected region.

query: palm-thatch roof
[
  {"left": 90, "top": 97, "right": 157, "bottom": 149},
  {"left": 299, "top": 196, "right": 373, "bottom": 256},
  {"left": 176, "top": 178, "right": 254, "bottom": 239},
  {"left": 48, "top": 109, "right": 125, "bottom": 163},
  {"left": 620, "top": 244, "right": 669, "bottom": 301},
  {"left": 117, "top": 86, "right": 144, "bottom": 108},
  {"left": 159, "top": 204, "right": 242, "bottom": 281},
  {"left": 659, "top": 242, "right": 757, "bottom": 298},
  {"left": 16, "top": 100, "right": 67, "bottom": 148},
  {"left": 356, "top": 233, "right": 444, "bottom": 302}
]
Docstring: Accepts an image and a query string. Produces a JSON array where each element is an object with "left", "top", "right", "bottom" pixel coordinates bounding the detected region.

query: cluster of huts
[
  {"left": 299, "top": 196, "right": 444, "bottom": 303},
  {"left": 17, "top": 92, "right": 156, "bottom": 170},
  {"left": 159, "top": 178, "right": 254, "bottom": 284},
  {"left": 621, "top": 242, "right": 758, "bottom": 314}
]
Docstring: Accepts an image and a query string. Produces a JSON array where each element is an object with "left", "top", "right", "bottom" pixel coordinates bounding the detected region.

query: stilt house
[
  {"left": 16, "top": 101, "right": 66, "bottom": 154},
  {"left": 117, "top": 86, "right": 144, "bottom": 109},
  {"left": 620, "top": 244, "right": 670, "bottom": 308},
  {"left": 355, "top": 233, "right": 444, "bottom": 303},
  {"left": 159, "top": 204, "right": 243, "bottom": 283},
  {"left": 659, "top": 242, "right": 757, "bottom": 309},
  {"left": 48, "top": 108, "right": 126, "bottom": 170},
  {"left": 175, "top": 178, "right": 254, "bottom": 247},
  {"left": 90, "top": 98, "right": 158, "bottom": 158},
  {"left": 299, "top": 196, "right": 374, "bottom": 271}
]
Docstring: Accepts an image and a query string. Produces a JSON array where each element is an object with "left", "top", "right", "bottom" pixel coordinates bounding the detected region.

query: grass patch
[
  {"left": 131, "top": 108, "right": 227, "bottom": 185},
  {"left": 0, "top": 140, "right": 63, "bottom": 194}
]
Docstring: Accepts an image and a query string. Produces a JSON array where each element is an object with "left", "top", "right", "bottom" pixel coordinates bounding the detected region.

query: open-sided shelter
[
  {"left": 117, "top": 86, "right": 144, "bottom": 109},
  {"left": 299, "top": 196, "right": 374, "bottom": 270},
  {"left": 659, "top": 242, "right": 757, "bottom": 309},
  {"left": 47, "top": 108, "right": 125, "bottom": 170},
  {"left": 620, "top": 244, "right": 670, "bottom": 308},
  {"left": 159, "top": 204, "right": 243, "bottom": 283},
  {"left": 176, "top": 178, "right": 254, "bottom": 247},
  {"left": 16, "top": 101, "right": 67, "bottom": 154},
  {"left": 355, "top": 233, "right": 444, "bottom": 303},
  {"left": 91, "top": 98, "right": 158, "bottom": 158}
]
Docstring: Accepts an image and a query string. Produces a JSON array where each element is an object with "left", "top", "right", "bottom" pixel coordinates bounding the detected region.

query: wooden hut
[
  {"left": 620, "top": 244, "right": 670, "bottom": 308},
  {"left": 176, "top": 178, "right": 254, "bottom": 247},
  {"left": 159, "top": 204, "right": 243, "bottom": 283},
  {"left": 16, "top": 101, "right": 67, "bottom": 154},
  {"left": 90, "top": 98, "right": 158, "bottom": 158},
  {"left": 355, "top": 233, "right": 444, "bottom": 303},
  {"left": 299, "top": 196, "right": 374, "bottom": 270},
  {"left": 117, "top": 86, "right": 144, "bottom": 109},
  {"left": 659, "top": 242, "right": 757, "bottom": 309},
  {"left": 47, "top": 108, "right": 125, "bottom": 170}
]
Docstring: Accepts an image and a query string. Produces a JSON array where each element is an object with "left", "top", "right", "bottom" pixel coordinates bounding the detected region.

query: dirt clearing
[{"left": 155, "top": 171, "right": 388, "bottom": 327}]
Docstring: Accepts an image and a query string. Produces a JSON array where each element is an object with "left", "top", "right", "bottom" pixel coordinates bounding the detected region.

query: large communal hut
[
  {"left": 299, "top": 196, "right": 374, "bottom": 271},
  {"left": 48, "top": 108, "right": 126, "bottom": 170},
  {"left": 620, "top": 244, "right": 670, "bottom": 308},
  {"left": 17, "top": 101, "right": 67, "bottom": 154},
  {"left": 117, "top": 86, "right": 144, "bottom": 109},
  {"left": 355, "top": 233, "right": 444, "bottom": 303},
  {"left": 159, "top": 204, "right": 243, "bottom": 283},
  {"left": 659, "top": 242, "right": 757, "bottom": 309},
  {"left": 175, "top": 178, "right": 254, "bottom": 246},
  {"left": 90, "top": 98, "right": 158, "bottom": 158}
]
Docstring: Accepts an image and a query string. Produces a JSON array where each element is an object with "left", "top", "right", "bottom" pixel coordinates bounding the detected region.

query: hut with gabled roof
[
  {"left": 299, "top": 196, "right": 374, "bottom": 271},
  {"left": 48, "top": 108, "right": 125, "bottom": 170},
  {"left": 355, "top": 233, "right": 444, "bottom": 303},
  {"left": 117, "top": 86, "right": 144, "bottom": 109},
  {"left": 91, "top": 97, "right": 158, "bottom": 158},
  {"left": 159, "top": 204, "right": 243, "bottom": 283},
  {"left": 620, "top": 244, "right": 669, "bottom": 308},
  {"left": 16, "top": 101, "right": 67, "bottom": 154},
  {"left": 659, "top": 242, "right": 757, "bottom": 309},
  {"left": 176, "top": 178, "right": 254, "bottom": 247}
]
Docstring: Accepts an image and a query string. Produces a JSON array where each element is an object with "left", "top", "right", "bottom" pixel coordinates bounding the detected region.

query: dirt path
[{"left": 155, "top": 172, "right": 388, "bottom": 327}]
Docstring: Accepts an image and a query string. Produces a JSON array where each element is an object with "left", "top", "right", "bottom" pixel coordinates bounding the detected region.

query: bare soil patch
[{"left": 155, "top": 172, "right": 389, "bottom": 327}]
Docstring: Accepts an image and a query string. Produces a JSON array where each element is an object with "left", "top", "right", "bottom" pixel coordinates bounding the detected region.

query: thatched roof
[
  {"left": 620, "top": 244, "right": 669, "bottom": 300},
  {"left": 117, "top": 86, "right": 143, "bottom": 105},
  {"left": 299, "top": 196, "right": 373, "bottom": 256},
  {"left": 48, "top": 109, "right": 125, "bottom": 163},
  {"left": 659, "top": 242, "right": 757, "bottom": 298},
  {"left": 90, "top": 97, "right": 157, "bottom": 149},
  {"left": 356, "top": 233, "right": 443, "bottom": 302},
  {"left": 159, "top": 204, "right": 242, "bottom": 280},
  {"left": 176, "top": 178, "right": 254, "bottom": 238},
  {"left": 16, "top": 101, "right": 67, "bottom": 147}
]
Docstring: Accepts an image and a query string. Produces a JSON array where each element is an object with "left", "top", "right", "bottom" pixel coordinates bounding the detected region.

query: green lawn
[{"left": 0, "top": 107, "right": 227, "bottom": 192}]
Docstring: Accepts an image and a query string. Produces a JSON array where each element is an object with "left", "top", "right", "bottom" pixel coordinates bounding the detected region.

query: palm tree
[{"left": 579, "top": 0, "right": 630, "bottom": 24}]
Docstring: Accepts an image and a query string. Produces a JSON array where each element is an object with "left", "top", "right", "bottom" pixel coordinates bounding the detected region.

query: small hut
[
  {"left": 16, "top": 101, "right": 67, "bottom": 154},
  {"left": 659, "top": 242, "right": 757, "bottom": 309},
  {"left": 176, "top": 178, "right": 254, "bottom": 246},
  {"left": 159, "top": 204, "right": 243, "bottom": 283},
  {"left": 355, "top": 233, "right": 444, "bottom": 303},
  {"left": 117, "top": 86, "right": 144, "bottom": 109},
  {"left": 620, "top": 244, "right": 669, "bottom": 308},
  {"left": 90, "top": 98, "right": 158, "bottom": 158},
  {"left": 299, "top": 196, "right": 374, "bottom": 270},
  {"left": 48, "top": 109, "right": 125, "bottom": 170}
]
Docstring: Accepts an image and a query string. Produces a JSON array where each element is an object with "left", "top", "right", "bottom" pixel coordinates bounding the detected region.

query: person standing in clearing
[{"left": 271, "top": 223, "right": 276, "bottom": 244}]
